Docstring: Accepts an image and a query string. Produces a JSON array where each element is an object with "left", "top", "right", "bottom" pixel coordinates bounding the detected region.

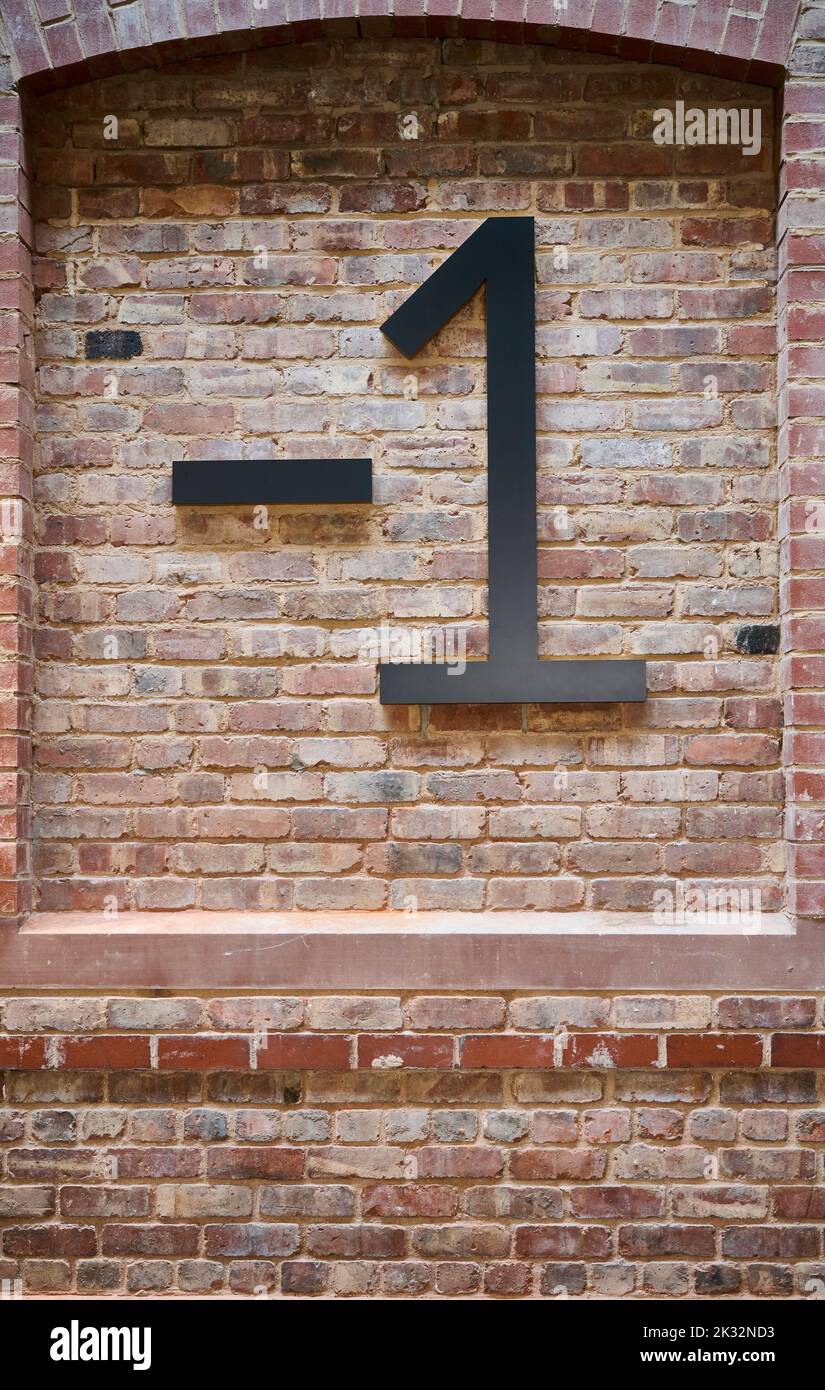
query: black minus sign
[{"left": 172, "top": 458, "right": 372, "bottom": 505}]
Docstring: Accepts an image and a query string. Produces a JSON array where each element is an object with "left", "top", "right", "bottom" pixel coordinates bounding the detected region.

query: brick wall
[
  {"left": 3, "top": 3, "right": 825, "bottom": 1304},
  {"left": 1, "top": 990, "right": 824, "bottom": 1298},
  {"left": 27, "top": 39, "right": 781, "bottom": 916}
]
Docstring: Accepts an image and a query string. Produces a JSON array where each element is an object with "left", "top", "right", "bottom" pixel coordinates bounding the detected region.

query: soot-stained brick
[
  {"left": 735, "top": 625, "right": 780, "bottom": 655},
  {"left": 85, "top": 330, "right": 142, "bottom": 360}
]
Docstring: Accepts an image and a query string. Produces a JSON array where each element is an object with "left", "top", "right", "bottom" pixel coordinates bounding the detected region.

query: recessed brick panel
[{"left": 28, "top": 39, "right": 779, "bottom": 915}]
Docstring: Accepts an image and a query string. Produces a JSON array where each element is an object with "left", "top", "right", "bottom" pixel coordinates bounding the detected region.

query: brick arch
[{"left": 1, "top": 0, "right": 800, "bottom": 92}]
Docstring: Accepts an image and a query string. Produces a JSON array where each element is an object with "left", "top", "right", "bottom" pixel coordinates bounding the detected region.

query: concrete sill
[{"left": 0, "top": 909, "right": 817, "bottom": 990}]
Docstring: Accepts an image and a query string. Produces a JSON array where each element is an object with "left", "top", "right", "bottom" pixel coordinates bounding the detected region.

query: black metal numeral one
[{"left": 378, "top": 216, "right": 646, "bottom": 704}]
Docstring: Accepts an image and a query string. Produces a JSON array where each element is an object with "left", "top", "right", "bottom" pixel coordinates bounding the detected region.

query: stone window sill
[{"left": 0, "top": 910, "right": 817, "bottom": 990}]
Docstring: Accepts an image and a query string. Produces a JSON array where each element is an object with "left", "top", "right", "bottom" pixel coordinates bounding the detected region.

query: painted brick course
[{"left": 27, "top": 39, "right": 780, "bottom": 914}]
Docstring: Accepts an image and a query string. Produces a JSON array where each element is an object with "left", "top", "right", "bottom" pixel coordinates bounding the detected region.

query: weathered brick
[
  {"left": 407, "top": 997, "right": 506, "bottom": 1031},
  {"left": 306, "top": 998, "right": 402, "bottom": 1031},
  {"left": 0, "top": 18, "right": 808, "bottom": 1303},
  {"left": 618, "top": 1225, "right": 716, "bottom": 1259},
  {"left": 0, "top": 1186, "right": 56, "bottom": 1218},
  {"left": 509, "top": 997, "right": 610, "bottom": 1030}
]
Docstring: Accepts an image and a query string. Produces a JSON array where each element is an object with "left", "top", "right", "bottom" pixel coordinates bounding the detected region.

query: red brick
[
  {"left": 510, "top": 1150, "right": 607, "bottom": 1181},
  {"left": 356, "top": 1035, "right": 453, "bottom": 1068},
  {"left": 156, "top": 1036, "right": 250, "bottom": 1070},
  {"left": 570, "top": 1187, "right": 665, "bottom": 1218},
  {"left": 666, "top": 1035, "right": 763, "bottom": 1068},
  {"left": 562, "top": 1035, "right": 659, "bottom": 1068},
  {"left": 112, "top": 1150, "right": 202, "bottom": 1180},
  {"left": 0, "top": 1036, "right": 46, "bottom": 1067},
  {"left": 460, "top": 1036, "right": 555, "bottom": 1069},
  {"left": 773, "top": 1188, "right": 825, "bottom": 1220},
  {"left": 101, "top": 1225, "right": 198, "bottom": 1257},
  {"left": 362, "top": 1184, "right": 459, "bottom": 1218},
  {"left": 255, "top": 1035, "right": 352, "bottom": 1069},
  {"left": 206, "top": 1149, "right": 305, "bottom": 1180},
  {"left": 771, "top": 1035, "right": 825, "bottom": 1067},
  {"left": 3, "top": 1224, "right": 96, "bottom": 1257},
  {"left": 618, "top": 1225, "right": 716, "bottom": 1258},
  {"left": 60, "top": 1036, "right": 151, "bottom": 1069},
  {"left": 514, "top": 1225, "right": 612, "bottom": 1258},
  {"left": 415, "top": 1148, "right": 505, "bottom": 1179}
]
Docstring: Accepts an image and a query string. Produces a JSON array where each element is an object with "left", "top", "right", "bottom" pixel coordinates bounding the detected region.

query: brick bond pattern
[
  {"left": 1, "top": 992, "right": 825, "bottom": 1297},
  {"left": 2, "top": 0, "right": 825, "bottom": 1302},
  {"left": 26, "top": 43, "right": 781, "bottom": 915}
]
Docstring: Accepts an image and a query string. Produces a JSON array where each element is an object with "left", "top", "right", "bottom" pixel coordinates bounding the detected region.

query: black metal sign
[{"left": 173, "top": 216, "right": 646, "bottom": 706}]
